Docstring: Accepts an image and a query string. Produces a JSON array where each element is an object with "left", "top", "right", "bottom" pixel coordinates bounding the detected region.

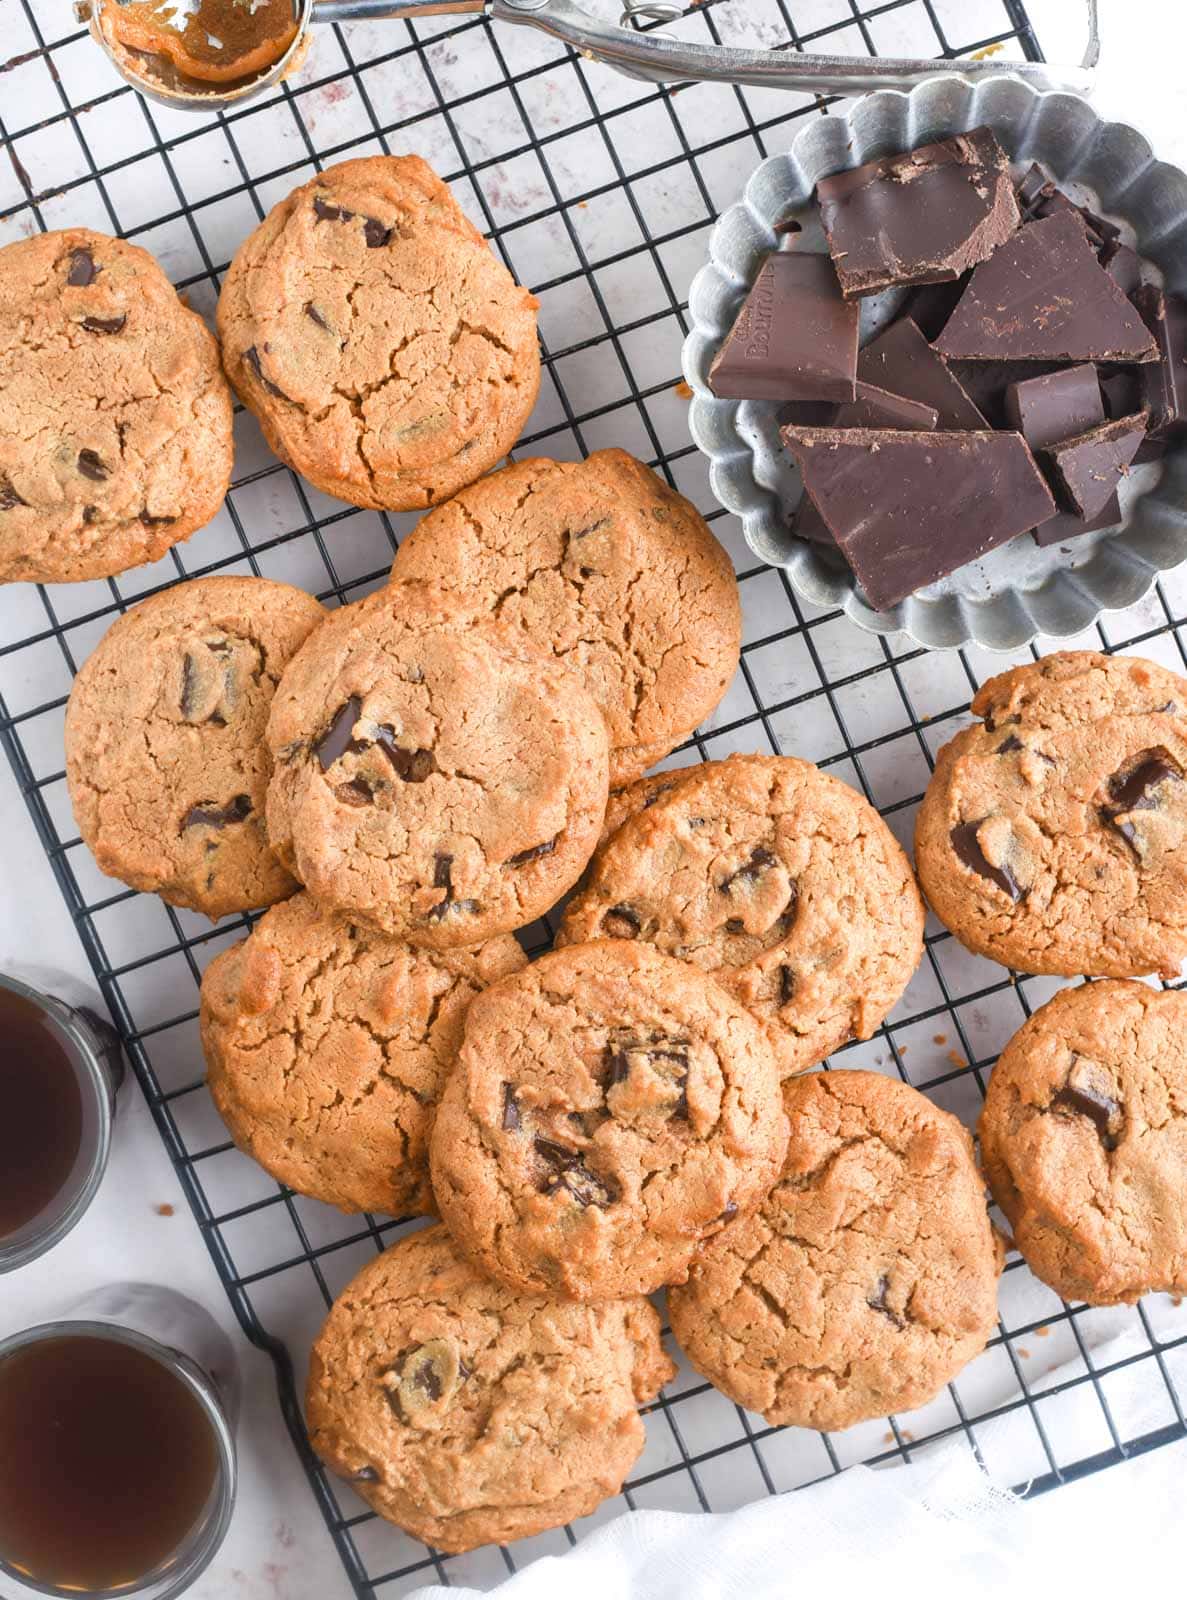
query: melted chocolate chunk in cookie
[
  {"left": 315, "top": 698, "right": 362, "bottom": 770},
  {"left": 80, "top": 314, "right": 126, "bottom": 335},
  {"left": 66, "top": 247, "right": 98, "bottom": 287},
  {"left": 182, "top": 793, "right": 252, "bottom": 831},
  {"left": 1099, "top": 747, "right": 1184, "bottom": 853},
  {"left": 950, "top": 819, "right": 1025, "bottom": 901}
]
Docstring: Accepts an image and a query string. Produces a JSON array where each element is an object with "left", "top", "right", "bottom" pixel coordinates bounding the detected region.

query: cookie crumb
[
  {"left": 674, "top": 380, "right": 693, "bottom": 400},
  {"left": 154, "top": 1202, "right": 175, "bottom": 1217},
  {"left": 933, "top": 1033, "right": 947, "bottom": 1046},
  {"left": 1035, "top": 1325, "right": 1050, "bottom": 1337},
  {"left": 1017, "top": 1346, "right": 1031, "bottom": 1359},
  {"left": 948, "top": 1050, "right": 967, "bottom": 1068}
]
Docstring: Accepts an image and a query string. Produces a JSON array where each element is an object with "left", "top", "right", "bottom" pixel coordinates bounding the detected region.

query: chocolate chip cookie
[
  {"left": 390, "top": 452, "right": 741, "bottom": 785},
  {"left": 265, "top": 580, "right": 609, "bottom": 946},
  {"left": 306, "top": 1224, "right": 675, "bottom": 1553},
  {"left": 0, "top": 229, "right": 233, "bottom": 585},
  {"left": 669, "top": 1070, "right": 1002, "bottom": 1431},
  {"left": 65, "top": 576, "right": 324, "bottom": 918},
  {"left": 980, "top": 980, "right": 1187, "bottom": 1305},
  {"left": 429, "top": 940, "right": 789, "bottom": 1301},
  {"left": 201, "top": 892, "right": 527, "bottom": 1217},
  {"left": 558, "top": 754, "right": 925, "bottom": 1077},
  {"left": 217, "top": 157, "right": 540, "bottom": 512},
  {"left": 915, "top": 651, "right": 1187, "bottom": 978}
]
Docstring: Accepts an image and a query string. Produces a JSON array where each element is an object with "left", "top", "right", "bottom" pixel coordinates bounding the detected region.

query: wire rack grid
[{"left": 3, "top": 0, "right": 1187, "bottom": 1593}]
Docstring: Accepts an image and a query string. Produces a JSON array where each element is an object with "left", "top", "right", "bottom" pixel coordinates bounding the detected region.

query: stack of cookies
[{"left": 32, "top": 153, "right": 1187, "bottom": 1558}]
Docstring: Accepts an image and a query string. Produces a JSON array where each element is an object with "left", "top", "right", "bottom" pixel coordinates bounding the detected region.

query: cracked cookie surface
[
  {"left": 265, "top": 580, "right": 609, "bottom": 945},
  {"left": 0, "top": 229, "right": 233, "bottom": 584},
  {"left": 915, "top": 651, "right": 1187, "bottom": 978},
  {"left": 980, "top": 980, "right": 1187, "bottom": 1305},
  {"left": 201, "top": 892, "right": 527, "bottom": 1217},
  {"left": 390, "top": 451, "right": 741, "bottom": 784},
  {"left": 65, "top": 576, "right": 324, "bottom": 917},
  {"left": 558, "top": 754, "right": 925, "bottom": 1078},
  {"left": 217, "top": 156, "right": 540, "bottom": 511},
  {"left": 668, "top": 1069, "right": 1002, "bottom": 1431},
  {"left": 429, "top": 940, "right": 789, "bottom": 1300},
  {"left": 306, "top": 1224, "right": 675, "bottom": 1553}
]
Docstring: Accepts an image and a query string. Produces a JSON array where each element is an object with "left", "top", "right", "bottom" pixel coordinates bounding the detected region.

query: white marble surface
[{"left": 2, "top": 1, "right": 1186, "bottom": 1596}]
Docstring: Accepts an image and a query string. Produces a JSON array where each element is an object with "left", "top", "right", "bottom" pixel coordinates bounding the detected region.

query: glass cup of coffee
[
  {"left": 0, "top": 969, "right": 124, "bottom": 1272},
  {"left": 0, "top": 1284, "right": 239, "bottom": 1597}
]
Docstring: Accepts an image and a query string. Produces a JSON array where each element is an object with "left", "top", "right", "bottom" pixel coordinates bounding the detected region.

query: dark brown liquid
[
  {"left": 0, "top": 989, "right": 83, "bottom": 1237},
  {"left": 0, "top": 1336, "right": 220, "bottom": 1590}
]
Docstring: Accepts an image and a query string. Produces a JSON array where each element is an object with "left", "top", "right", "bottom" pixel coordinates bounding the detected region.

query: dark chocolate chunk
[
  {"left": 1033, "top": 496, "right": 1122, "bottom": 549},
  {"left": 857, "top": 317, "right": 987, "bottom": 431},
  {"left": 947, "top": 359, "right": 1071, "bottom": 431},
  {"left": 603, "top": 904, "right": 641, "bottom": 938},
  {"left": 900, "top": 274, "right": 970, "bottom": 341},
  {"left": 718, "top": 845, "right": 777, "bottom": 894},
  {"left": 80, "top": 314, "right": 126, "bottom": 335},
  {"left": 243, "top": 345, "right": 291, "bottom": 402},
  {"left": 773, "top": 216, "right": 803, "bottom": 237},
  {"left": 77, "top": 449, "right": 108, "bottom": 482},
  {"left": 304, "top": 302, "right": 332, "bottom": 331},
  {"left": 506, "top": 836, "right": 558, "bottom": 868},
  {"left": 141, "top": 511, "right": 177, "bottom": 529},
  {"left": 949, "top": 819, "right": 1024, "bottom": 901},
  {"left": 604, "top": 1037, "right": 689, "bottom": 1118},
  {"left": 1043, "top": 412, "right": 1149, "bottom": 520},
  {"left": 313, "top": 196, "right": 353, "bottom": 223},
  {"left": 1015, "top": 163, "right": 1050, "bottom": 215},
  {"left": 778, "top": 965, "right": 796, "bottom": 1006},
  {"left": 335, "top": 778, "right": 373, "bottom": 807},
  {"left": 502, "top": 1085, "right": 520, "bottom": 1132},
  {"left": 66, "top": 247, "right": 97, "bottom": 287},
  {"left": 791, "top": 489, "right": 835, "bottom": 547},
  {"left": 182, "top": 794, "right": 252, "bottom": 830},
  {"left": 816, "top": 127, "right": 1020, "bottom": 299},
  {"left": 1132, "top": 286, "right": 1187, "bottom": 434},
  {"left": 831, "top": 380, "right": 937, "bottom": 432},
  {"left": 1003, "top": 364, "right": 1104, "bottom": 450},
  {"left": 0, "top": 477, "right": 28, "bottom": 511},
  {"left": 1100, "top": 746, "right": 1183, "bottom": 850},
  {"left": 866, "top": 1274, "right": 906, "bottom": 1327},
  {"left": 1051, "top": 1074, "right": 1123, "bottom": 1152},
  {"left": 996, "top": 735, "right": 1024, "bottom": 754},
  {"left": 778, "top": 400, "right": 840, "bottom": 429},
  {"left": 1100, "top": 240, "right": 1143, "bottom": 297},
  {"left": 1001, "top": 363, "right": 1110, "bottom": 544},
  {"left": 1014, "top": 167, "right": 1120, "bottom": 250},
  {"left": 781, "top": 427, "right": 1056, "bottom": 611},
  {"left": 533, "top": 1137, "right": 616, "bottom": 1208},
  {"left": 708, "top": 253, "right": 858, "bottom": 405},
  {"left": 315, "top": 697, "right": 362, "bottom": 770},
  {"left": 363, "top": 218, "right": 392, "bottom": 249},
  {"left": 1099, "top": 369, "right": 1143, "bottom": 422},
  {"left": 373, "top": 728, "right": 437, "bottom": 783},
  {"left": 936, "top": 211, "right": 1159, "bottom": 363},
  {"left": 426, "top": 853, "right": 479, "bottom": 921}
]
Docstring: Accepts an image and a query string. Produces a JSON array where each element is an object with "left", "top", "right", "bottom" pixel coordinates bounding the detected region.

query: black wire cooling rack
[{"left": 3, "top": 0, "right": 1187, "bottom": 1593}]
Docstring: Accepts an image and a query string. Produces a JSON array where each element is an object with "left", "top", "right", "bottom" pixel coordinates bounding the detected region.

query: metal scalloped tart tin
[{"left": 682, "top": 74, "right": 1187, "bottom": 651}]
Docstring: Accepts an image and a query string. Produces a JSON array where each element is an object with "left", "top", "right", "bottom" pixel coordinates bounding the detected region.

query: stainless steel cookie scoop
[{"left": 80, "top": 0, "right": 1100, "bottom": 113}]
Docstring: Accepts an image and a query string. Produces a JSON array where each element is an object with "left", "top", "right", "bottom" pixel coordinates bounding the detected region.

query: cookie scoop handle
[{"left": 314, "top": 0, "right": 1099, "bottom": 95}]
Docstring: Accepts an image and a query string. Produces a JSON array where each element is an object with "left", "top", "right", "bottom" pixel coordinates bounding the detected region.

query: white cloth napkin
[{"left": 410, "top": 1326, "right": 1184, "bottom": 1597}]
